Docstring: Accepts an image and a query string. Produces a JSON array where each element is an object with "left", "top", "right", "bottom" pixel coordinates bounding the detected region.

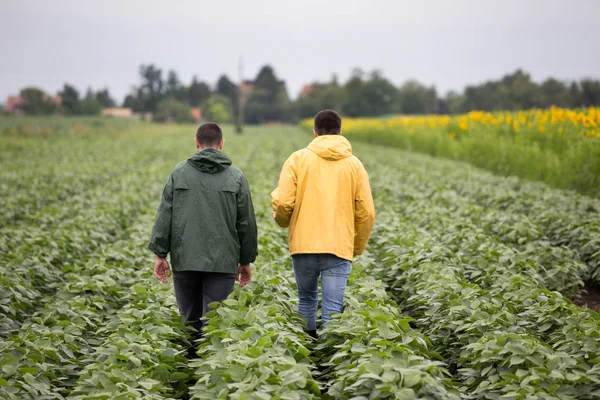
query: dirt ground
[{"left": 574, "top": 283, "right": 600, "bottom": 313}]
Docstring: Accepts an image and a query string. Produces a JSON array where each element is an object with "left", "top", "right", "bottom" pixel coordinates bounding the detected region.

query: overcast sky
[{"left": 1, "top": 0, "right": 598, "bottom": 104}]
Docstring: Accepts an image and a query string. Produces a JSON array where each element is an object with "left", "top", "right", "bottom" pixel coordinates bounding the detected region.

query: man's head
[
  {"left": 195, "top": 123, "right": 224, "bottom": 151},
  {"left": 313, "top": 109, "right": 342, "bottom": 136}
]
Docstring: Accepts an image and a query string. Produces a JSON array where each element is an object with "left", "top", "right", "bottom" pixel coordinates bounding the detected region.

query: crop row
[
  {"left": 0, "top": 208, "right": 196, "bottom": 399},
  {"left": 422, "top": 155, "right": 600, "bottom": 284},
  {"left": 317, "top": 256, "right": 460, "bottom": 399},
  {"left": 186, "top": 134, "right": 320, "bottom": 399},
  {"left": 2, "top": 122, "right": 598, "bottom": 399},
  {"left": 0, "top": 149, "right": 173, "bottom": 336},
  {"left": 0, "top": 126, "right": 162, "bottom": 226},
  {"left": 1, "top": 124, "right": 310, "bottom": 399},
  {"left": 68, "top": 219, "right": 192, "bottom": 399},
  {"left": 187, "top": 221, "right": 462, "bottom": 399},
  {"left": 366, "top": 208, "right": 600, "bottom": 398},
  {"left": 185, "top": 131, "right": 464, "bottom": 399},
  {"left": 0, "top": 127, "right": 199, "bottom": 398},
  {"left": 341, "top": 139, "right": 600, "bottom": 398},
  {"left": 370, "top": 163, "right": 587, "bottom": 297},
  {"left": 359, "top": 143, "right": 600, "bottom": 287}
]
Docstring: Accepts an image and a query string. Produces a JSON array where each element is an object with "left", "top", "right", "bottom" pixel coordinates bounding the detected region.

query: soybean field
[{"left": 1, "top": 120, "right": 600, "bottom": 400}]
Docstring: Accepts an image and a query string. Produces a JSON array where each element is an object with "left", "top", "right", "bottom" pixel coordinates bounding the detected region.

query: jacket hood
[
  {"left": 307, "top": 135, "right": 353, "bottom": 161},
  {"left": 187, "top": 148, "right": 232, "bottom": 174}
]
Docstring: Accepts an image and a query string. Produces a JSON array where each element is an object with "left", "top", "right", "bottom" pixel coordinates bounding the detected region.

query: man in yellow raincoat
[{"left": 271, "top": 109, "right": 375, "bottom": 338}]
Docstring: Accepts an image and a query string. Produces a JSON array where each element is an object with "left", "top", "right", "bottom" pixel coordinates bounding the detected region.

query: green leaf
[
  {"left": 395, "top": 388, "right": 415, "bottom": 400},
  {"left": 129, "top": 356, "right": 142, "bottom": 367},
  {"left": 171, "top": 372, "right": 189, "bottom": 381},
  {"left": 134, "top": 285, "right": 147, "bottom": 294},
  {"left": 138, "top": 378, "right": 160, "bottom": 390},
  {"left": 229, "top": 364, "right": 246, "bottom": 381},
  {"left": 510, "top": 356, "right": 525, "bottom": 365},
  {"left": 402, "top": 370, "right": 421, "bottom": 388},
  {"left": 2, "top": 365, "right": 18, "bottom": 376}
]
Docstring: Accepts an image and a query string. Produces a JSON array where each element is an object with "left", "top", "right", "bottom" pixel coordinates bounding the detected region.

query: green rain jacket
[{"left": 148, "top": 148, "right": 258, "bottom": 274}]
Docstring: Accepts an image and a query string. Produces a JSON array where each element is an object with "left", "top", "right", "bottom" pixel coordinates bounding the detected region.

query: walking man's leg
[
  {"left": 172, "top": 271, "right": 205, "bottom": 336},
  {"left": 320, "top": 254, "right": 351, "bottom": 326},
  {"left": 292, "top": 254, "right": 320, "bottom": 337},
  {"left": 201, "top": 272, "right": 237, "bottom": 319}
]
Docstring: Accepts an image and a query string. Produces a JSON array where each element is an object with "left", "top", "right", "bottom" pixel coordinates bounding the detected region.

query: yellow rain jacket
[{"left": 271, "top": 135, "right": 375, "bottom": 261}]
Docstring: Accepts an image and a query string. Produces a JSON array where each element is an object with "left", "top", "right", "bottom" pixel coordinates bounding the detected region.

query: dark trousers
[{"left": 173, "top": 271, "right": 236, "bottom": 335}]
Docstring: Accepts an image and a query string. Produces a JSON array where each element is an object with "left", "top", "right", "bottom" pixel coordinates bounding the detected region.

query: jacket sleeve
[
  {"left": 354, "top": 163, "right": 376, "bottom": 255},
  {"left": 148, "top": 173, "right": 174, "bottom": 258},
  {"left": 236, "top": 174, "right": 258, "bottom": 264},
  {"left": 271, "top": 154, "right": 297, "bottom": 228}
]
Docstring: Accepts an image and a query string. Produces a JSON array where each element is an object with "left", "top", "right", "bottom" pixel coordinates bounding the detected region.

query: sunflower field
[
  {"left": 0, "top": 117, "right": 599, "bottom": 399},
  {"left": 302, "top": 107, "right": 600, "bottom": 197}
]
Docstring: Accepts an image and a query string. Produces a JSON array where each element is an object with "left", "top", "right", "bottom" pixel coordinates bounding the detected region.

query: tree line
[
  {"left": 5, "top": 65, "right": 600, "bottom": 123},
  {"left": 297, "top": 68, "right": 600, "bottom": 118},
  {"left": 10, "top": 86, "right": 115, "bottom": 116}
]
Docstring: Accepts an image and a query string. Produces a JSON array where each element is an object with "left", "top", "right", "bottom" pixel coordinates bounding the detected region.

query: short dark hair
[
  {"left": 314, "top": 109, "right": 342, "bottom": 135},
  {"left": 196, "top": 123, "right": 223, "bottom": 147}
]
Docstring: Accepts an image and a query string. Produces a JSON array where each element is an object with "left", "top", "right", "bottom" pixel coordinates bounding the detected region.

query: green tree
[
  {"left": 361, "top": 70, "right": 397, "bottom": 116},
  {"left": 341, "top": 69, "right": 370, "bottom": 117},
  {"left": 165, "top": 70, "right": 186, "bottom": 101},
  {"left": 202, "top": 94, "right": 233, "bottom": 123},
  {"left": 18, "top": 87, "right": 59, "bottom": 115},
  {"left": 138, "top": 64, "right": 164, "bottom": 112},
  {"left": 245, "top": 65, "right": 291, "bottom": 124},
  {"left": 188, "top": 76, "right": 211, "bottom": 107},
  {"left": 121, "top": 64, "right": 165, "bottom": 112},
  {"left": 502, "top": 70, "right": 539, "bottom": 109},
  {"left": 461, "top": 82, "right": 503, "bottom": 112},
  {"left": 123, "top": 92, "right": 144, "bottom": 112},
  {"left": 434, "top": 98, "right": 450, "bottom": 115},
  {"left": 580, "top": 79, "right": 600, "bottom": 107},
  {"left": 397, "top": 80, "right": 437, "bottom": 115},
  {"left": 443, "top": 69, "right": 600, "bottom": 113},
  {"left": 445, "top": 91, "right": 465, "bottom": 114},
  {"left": 244, "top": 88, "right": 270, "bottom": 124},
  {"left": 59, "top": 84, "right": 81, "bottom": 115},
  {"left": 538, "top": 78, "right": 569, "bottom": 108},
  {"left": 277, "top": 89, "right": 293, "bottom": 122},
  {"left": 81, "top": 88, "right": 103, "bottom": 115},
  {"left": 95, "top": 88, "right": 115, "bottom": 108},
  {"left": 294, "top": 78, "right": 344, "bottom": 120},
  {"left": 216, "top": 75, "right": 238, "bottom": 114},
  {"left": 339, "top": 69, "right": 399, "bottom": 117},
  {"left": 154, "top": 98, "right": 195, "bottom": 123}
]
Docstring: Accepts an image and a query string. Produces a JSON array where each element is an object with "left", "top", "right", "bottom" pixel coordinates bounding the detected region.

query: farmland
[
  {"left": 1, "top": 118, "right": 600, "bottom": 399},
  {"left": 302, "top": 107, "right": 600, "bottom": 197}
]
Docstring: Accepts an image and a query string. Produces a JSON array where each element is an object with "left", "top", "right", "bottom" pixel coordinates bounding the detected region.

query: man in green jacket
[{"left": 148, "top": 123, "right": 257, "bottom": 336}]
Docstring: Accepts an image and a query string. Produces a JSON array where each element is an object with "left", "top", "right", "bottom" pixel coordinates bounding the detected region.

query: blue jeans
[{"left": 292, "top": 254, "right": 351, "bottom": 331}]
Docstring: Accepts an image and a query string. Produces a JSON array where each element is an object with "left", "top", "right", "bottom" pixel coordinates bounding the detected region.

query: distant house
[
  {"left": 6, "top": 96, "right": 22, "bottom": 113},
  {"left": 300, "top": 84, "right": 315, "bottom": 98},
  {"left": 5, "top": 93, "right": 62, "bottom": 113},
  {"left": 190, "top": 107, "right": 202, "bottom": 122},
  {"left": 239, "top": 80, "right": 256, "bottom": 104},
  {"left": 101, "top": 107, "right": 134, "bottom": 118}
]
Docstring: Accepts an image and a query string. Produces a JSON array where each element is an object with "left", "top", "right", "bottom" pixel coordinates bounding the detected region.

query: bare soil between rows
[{"left": 575, "top": 283, "right": 600, "bottom": 313}]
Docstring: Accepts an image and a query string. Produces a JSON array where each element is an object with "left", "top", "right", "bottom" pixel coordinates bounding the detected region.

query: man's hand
[
  {"left": 237, "top": 264, "right": 252, "bottom": 287},
  {"left": 154, "top": 256, "right": 171, "bottom": 283}
]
